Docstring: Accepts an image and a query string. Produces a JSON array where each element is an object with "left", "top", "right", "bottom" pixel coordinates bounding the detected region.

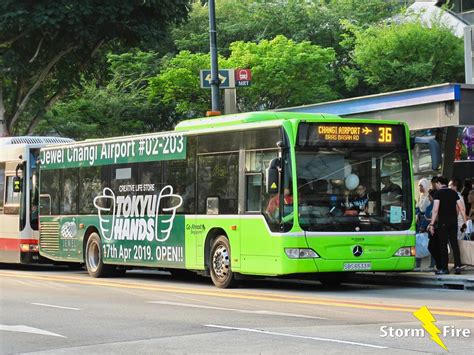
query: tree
[
  {"left": 149, "top": 35, "right": 337, "bottom": 115},
  {"left": 171, "top": 0, "right": 405, "bottom": 98},
  {"left": 172, "top": 0, "right": 403, "bottom": 56},
  {"left": 35, "top": 51, "right": 177, "bottom": 140},
  {"left": 342, "top": 20, "right": 465, "bottom": 94},
  {"left": 149, "top": 51, "right": 220, "bottom": 116},
  {"left": 0, "top": 0, "right": 189, "bottom": 136},
  {"left": 228, "top": 35, "right": 337, "bottom": 110}
]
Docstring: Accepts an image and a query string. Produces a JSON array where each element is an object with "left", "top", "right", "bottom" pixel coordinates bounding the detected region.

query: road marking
[
  {"left": 32, "top": 302, "right": 81, "bottom": 311},
  {"left": 148, "top": 301, "right": 327, "bottom": 319},
  {"left": 2, "top": 271, "right": 473, "bottom": 318},
  {"left": 0, "top": 325, "right": 66, "bottom": 338},
  {"left": 204, "top": 324, "right": 388, "bottom": 349}
]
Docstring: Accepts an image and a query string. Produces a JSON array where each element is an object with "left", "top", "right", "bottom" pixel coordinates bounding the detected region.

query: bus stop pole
[{"left": 208, "top": 0, "right": 220, "bottom": 113}]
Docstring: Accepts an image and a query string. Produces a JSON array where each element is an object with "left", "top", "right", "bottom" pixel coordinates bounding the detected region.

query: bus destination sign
[{"left": 298, "top": 123, "right": 404, "bottom": 147}]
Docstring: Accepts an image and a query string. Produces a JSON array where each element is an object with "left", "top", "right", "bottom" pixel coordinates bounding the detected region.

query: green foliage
[
  {"left": 171, "top": 0, "right": 405, "bottom": 98},
  {"left": 0, "top": 0, "right": 189, "bottom": 135},
  {"left": 172, "top": 0, "right": 403, "bottom": 55},
  {"left": 228, "top": 35, "right": 337, "bottom": 110},
  {"left": 36, "top": 52, "right": 177, "bottom": 140},
  {"left": 343, "top": 20, "right": 465, "bottom": 93},
  {"left": 149, "top": 51, "right": 213, "bottom": 116},
  {"left": 150, "top": 35, "right": 337, "bottom": 115}
]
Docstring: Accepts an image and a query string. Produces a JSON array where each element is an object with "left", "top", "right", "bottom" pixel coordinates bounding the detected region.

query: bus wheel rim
[
  {"left": 88, "top": 240, "right": 100, "bottom": 272},
  {"left": 212, "top": 244, "right": 229, "bottom": 279}
]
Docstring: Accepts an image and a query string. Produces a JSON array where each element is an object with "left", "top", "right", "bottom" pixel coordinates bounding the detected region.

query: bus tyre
[
  {"left": 85, "top": 233, "right": 113, "bottom": 278},
  {"left": 210, "top": 236, "right": 236, "bottom": 288}
]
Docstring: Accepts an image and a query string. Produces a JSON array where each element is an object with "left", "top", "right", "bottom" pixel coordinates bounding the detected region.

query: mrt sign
[{"left": 235, "top": 69, "right": 252, "bottom": 87}]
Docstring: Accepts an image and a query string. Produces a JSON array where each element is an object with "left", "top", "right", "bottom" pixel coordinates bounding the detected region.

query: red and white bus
[{"left": 0, "top": 137, "right": 73, "bottom": 264}]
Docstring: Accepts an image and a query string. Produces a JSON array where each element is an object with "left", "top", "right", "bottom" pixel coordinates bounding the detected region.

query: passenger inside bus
[
  {"left": 265, "top": 187, "right": 293, "bottom": 221},
  {"left": 343, "top": 184, "right": 370, "bottom": 215},
  {"left": 381, "top": 172, "right": 402, "bottom": 205}
]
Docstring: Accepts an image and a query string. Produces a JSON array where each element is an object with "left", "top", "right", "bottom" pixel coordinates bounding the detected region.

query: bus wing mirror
[
  {"left": 414, "top": 137, "right": 441, "bottom": 170},
  {"left": 265, "top": 158, "right": 280, "bottom": 194}
]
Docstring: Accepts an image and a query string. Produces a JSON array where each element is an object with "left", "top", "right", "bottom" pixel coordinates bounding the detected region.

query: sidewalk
[{"left": 351, "top": 264, "right": 474, "bottom": 291}]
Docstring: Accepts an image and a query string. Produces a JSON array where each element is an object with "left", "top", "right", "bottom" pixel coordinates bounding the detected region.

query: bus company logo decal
[
  {"left": 60, "top": 220, "right": 77, "bottom": 239},
  {"left": 186, "top": 224, "right": 206, "bottom": 235},
  {"left": 352, "top": 245, "right": 363, "bottom": 257},
  {"left": 379, "top": 306, "right": 471, "bottom": 351},
  {"left": 93, "top": 185, "right": 183, "bottom": 243}
]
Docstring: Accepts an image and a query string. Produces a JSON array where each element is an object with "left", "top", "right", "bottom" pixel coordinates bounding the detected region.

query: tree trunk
[
  {"left": 9, "top": 46, "right": 77, "bottom": 133},
  {"left": 0, "top": 86, "right": 9, "bottom": 137}
]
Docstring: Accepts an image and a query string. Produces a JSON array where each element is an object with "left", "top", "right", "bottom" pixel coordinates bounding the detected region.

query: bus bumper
[{"left": 20, "top": 251, "right": 41, "bottom": 264}]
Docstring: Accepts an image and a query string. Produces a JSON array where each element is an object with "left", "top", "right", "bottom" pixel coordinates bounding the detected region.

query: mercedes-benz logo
[{"left": 352, "top": 245, "right": 363, "bottom": 257}]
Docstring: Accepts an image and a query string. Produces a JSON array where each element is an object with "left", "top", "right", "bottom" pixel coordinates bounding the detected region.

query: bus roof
[
  {"left": 174, "top": 111, "right": 340, "bottom": 131},
  {"left": 0, "top": 136, "right": 73, "bottom": 146}
]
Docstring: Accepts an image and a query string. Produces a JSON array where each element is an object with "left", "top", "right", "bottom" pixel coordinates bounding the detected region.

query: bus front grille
[{"left": 40, "top": 221, "right": 59, "bottom": 252}]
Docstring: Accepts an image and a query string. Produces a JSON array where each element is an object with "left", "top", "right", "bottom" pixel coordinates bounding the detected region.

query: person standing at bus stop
[{"left": 428, "top": 176, "right": 467, "bottom": 275}]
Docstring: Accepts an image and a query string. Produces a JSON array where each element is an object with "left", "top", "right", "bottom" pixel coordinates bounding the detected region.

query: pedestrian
[
  {"left": 428, "top": 177, "right": 468, "bottom": 275},
  {"left": 461, "top": 178, "right": 472, "bottom": 214},
  {"left": 416, "top": 178, "right": 430, "bottom": 231},
  {"left": 416, "top": 189, "right": 437, "bottom": 271},
  {"left": 431, "top": 176, "right": 439, "bottom": 191},
  {"left": 469, "top": 190, "right": 474, "bottom": 221},
  {"left": 449, "top": 178, "right": 467, "bottom": 239}
]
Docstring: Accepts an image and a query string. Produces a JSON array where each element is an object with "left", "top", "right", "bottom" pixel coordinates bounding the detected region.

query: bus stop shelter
[{"left": 279, "top": 83, "right": 474, "bottom": 180}]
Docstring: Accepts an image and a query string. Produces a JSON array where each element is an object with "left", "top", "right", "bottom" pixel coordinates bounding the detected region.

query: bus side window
[
  {"left": 4, "top": 175, "right": 21, "bottom": 214},
  {"left": 61, "top": 169, "right": 79, "bottom": 215},
  {"left": 40, "top": 170, "right": 60, "bottom": 215},
  {"left": 245, "top": 150, "right": 278, "bottom": 214},
  {"left": 79, "top": 166, "right": 103, "bottom": 215},
  {"left": 245, "top": 174, "right": 262, "bottom": 212},
  {"left": 197, "top": 154, "right": 238, "bottom": 215}
]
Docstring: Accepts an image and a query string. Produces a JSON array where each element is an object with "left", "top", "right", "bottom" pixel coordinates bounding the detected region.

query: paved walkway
[{"left": 353, "top": 264, "right": 474, "bottom": 291}]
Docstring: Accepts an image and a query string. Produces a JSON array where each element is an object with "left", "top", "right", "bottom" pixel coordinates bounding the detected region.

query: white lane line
[
  {"left": 147, "top": 301, "right": 327, "bottom": 320},
  {"left": 204, "top": 324, "right": 388, "bottom": 349},
  {"left": 32, "top": 303, "right": 81, "bottom": 311},
  {"left": 0, "top": 325, "right": 66, "bottom": 338}
]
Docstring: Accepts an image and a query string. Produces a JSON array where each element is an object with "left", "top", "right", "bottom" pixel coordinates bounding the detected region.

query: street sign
[
  {"left": 200, "top": 69, "right": 235, "bottom": 89},
  {"left": 235, "top": 69, "right": 252, "bottom": 87}
]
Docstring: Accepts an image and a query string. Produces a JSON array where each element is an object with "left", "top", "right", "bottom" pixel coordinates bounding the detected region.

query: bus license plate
[{"left": 343, "top": 262, "right": 371, "bottom": 271}]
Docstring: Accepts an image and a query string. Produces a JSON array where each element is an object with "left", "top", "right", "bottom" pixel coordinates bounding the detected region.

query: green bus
[{"left": 38, "top": 112, "right": 438, "bottom": 288}]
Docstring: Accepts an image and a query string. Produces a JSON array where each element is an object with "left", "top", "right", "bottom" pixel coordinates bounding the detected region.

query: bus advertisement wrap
[
  {"left": 57, "top": 183, "right": 186, "bottom": 267},
  {"left": 95, "top": 184, "right": 185, "bottom": 267},
  {"left": 40, "top": 134, "right": 186, "bottom": 169}
]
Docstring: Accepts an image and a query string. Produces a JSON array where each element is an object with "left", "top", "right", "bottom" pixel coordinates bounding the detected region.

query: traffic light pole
[{"left": 208, "top": 0, "right": 220, "bottom": 114}]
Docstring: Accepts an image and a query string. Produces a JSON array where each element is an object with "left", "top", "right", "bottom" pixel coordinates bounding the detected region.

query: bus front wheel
[
  {"left": 209, "top": 236, "right": 236, "bottom": 288},
  {"left": 85, "top": 233, "right": 112, "bottom": 278}
]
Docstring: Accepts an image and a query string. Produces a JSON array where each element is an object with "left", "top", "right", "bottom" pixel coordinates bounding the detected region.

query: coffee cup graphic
[
  {"left": 93, "top": 187, "right": 116, "bottom": 241},
  {"left": 155, "top": 185, "right": 183, "bottom": 242}
]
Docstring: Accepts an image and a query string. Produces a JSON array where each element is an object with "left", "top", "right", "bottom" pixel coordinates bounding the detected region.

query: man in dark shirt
[
  {"left": 428, "top": 176, "right": 467, "bottom": 275},
  {"left": 381, "top": 173, "right": 402, "bottom": 205}
]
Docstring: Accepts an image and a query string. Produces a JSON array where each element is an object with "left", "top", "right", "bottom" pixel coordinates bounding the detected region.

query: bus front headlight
[
  {"left": 285, "top": 248, "right": 319, "bottom": 259},
  {"left": 393, "top": 247, "right": 415, "bottom": 257}
]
